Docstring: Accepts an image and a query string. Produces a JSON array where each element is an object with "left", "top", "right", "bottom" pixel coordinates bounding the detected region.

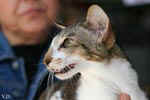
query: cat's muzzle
[{"left": 52, "top": 63, "right": 77, "bottom": 75}]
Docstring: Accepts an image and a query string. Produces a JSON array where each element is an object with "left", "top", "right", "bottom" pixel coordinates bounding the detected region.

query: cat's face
[{"left": 43, "top": 5, "right": 118, "bottom": 80}]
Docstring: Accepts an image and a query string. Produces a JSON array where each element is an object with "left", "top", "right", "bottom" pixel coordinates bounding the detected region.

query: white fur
[
  {"left": 76, "top": 58, "right": 148, "bottom": 100},
  {"left": 51, "top": 36, "right": 66, "bottom": 59},
  {"left": 49, "top": 54, "right": 148, "bottom": 100},
  {"left": 49, "top": 37, "right": 147, "bottom": 100},
  {"left": 51, "top": 91, "right": 62, "bottom": 100}
]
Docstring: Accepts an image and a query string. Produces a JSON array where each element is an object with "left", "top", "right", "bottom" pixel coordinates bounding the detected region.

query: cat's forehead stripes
[
  {"left": 61, "top": 24, "right": 99, "bottom": 48},
  {"left": 59, "top": 25, "right": 77, "bottom": 38},
  {"left": 59, "top": 23, "right": 95, "bottom": 39}
]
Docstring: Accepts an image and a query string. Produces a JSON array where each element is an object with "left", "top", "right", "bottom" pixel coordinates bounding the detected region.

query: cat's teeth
[
  {"left": 54, "top": 63, "right": 76, "bottom": 75},
  {"left": 69, "top": 64, "right": 75, "bottom": 68}
]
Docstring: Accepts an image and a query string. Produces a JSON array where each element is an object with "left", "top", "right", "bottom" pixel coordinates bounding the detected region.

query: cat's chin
[{"left": 54, "top": 71, "right": 80, "bottom": 80}]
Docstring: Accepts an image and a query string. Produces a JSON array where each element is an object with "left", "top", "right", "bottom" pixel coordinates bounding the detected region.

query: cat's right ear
[{"left": 86, "top": 5, "right": 115, "bottom": 49}]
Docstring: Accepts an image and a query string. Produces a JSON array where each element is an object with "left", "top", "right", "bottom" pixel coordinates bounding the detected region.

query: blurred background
[{"left": 58, "top": 0, "right": 150, "bottom": 98}]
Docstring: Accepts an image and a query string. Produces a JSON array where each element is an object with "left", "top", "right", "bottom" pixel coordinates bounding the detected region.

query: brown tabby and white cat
[{"left": 41, "top": 5, "right": 148, "bottom": 100}]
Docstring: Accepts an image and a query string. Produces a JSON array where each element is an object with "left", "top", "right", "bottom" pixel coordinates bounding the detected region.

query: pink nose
[
  {"left": 44, "top": 56, "right": 62, "bottom": 66},
  {"left": 44, "top": 57, "right": 52, "bottom": 65},
  {"left": 43, "top": 53, "right": 53, "bottom": 66}
]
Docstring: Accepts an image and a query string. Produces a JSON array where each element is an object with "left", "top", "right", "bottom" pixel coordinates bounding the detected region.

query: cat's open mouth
[{"left": 53, "top": 63, "right": 76, "bottom": 75}]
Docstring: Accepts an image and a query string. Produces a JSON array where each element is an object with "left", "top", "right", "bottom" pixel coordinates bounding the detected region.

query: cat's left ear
[
  {"left": 86, "top": 5, "right": 115, "bottom": 49},
  {"left": 55, "top": 23, "right": 66, "bottom": 29}
]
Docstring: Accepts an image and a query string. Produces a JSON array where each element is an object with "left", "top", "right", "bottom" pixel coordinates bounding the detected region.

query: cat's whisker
[
  {"left": 67, "top": 67, "right": 76, "bottom": 87},
  {"left": 70, "top": 78, "right": 75, "bottom": 89},
  {"left": 46, "top": 72, "right": 55, "bottom": 100},
  {"left": 67, "top": 72, "right": 75, "bottom": 89},
  {"left": 46, "top": 73, "right": 50, "bottom": 100},
  {"left": 51, "top": 72, "right": 55, "bottom": 86}
]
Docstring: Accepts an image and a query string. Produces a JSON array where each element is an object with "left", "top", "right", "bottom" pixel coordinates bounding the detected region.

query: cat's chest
[
  {"left": 50, "top": 59, "right": 132, "bottom": 100},
  {"left": 51, "top": 75, "right": 119, "bottom": 100},
  {"left": 75, "top": 75, "right": 119, "bottom": 100}
]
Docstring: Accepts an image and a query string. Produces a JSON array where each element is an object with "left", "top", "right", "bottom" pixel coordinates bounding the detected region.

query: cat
[{"left": 40, "top": 5, "right": 148, "bottom": 100}]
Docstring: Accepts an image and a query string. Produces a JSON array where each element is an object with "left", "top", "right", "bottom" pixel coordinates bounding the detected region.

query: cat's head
[{"left": 43, "top": 5, "right": 123, "bottom": 80}]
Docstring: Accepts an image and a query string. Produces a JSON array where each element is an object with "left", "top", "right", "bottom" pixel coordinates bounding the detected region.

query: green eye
[{"left": 60, "top": 38, "right": 76, "bottom": 48}]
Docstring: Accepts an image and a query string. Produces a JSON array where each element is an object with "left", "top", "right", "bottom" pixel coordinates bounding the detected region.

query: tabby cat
[{"left": 41, "top": 5, "right": 148, "bottom": 100}]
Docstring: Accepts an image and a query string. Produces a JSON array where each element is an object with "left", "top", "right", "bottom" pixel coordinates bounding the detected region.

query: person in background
[{"left": 0, "top": 0, "right": 131, "bottom": 100}]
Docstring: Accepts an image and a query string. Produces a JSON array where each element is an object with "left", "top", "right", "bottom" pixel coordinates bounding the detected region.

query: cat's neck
[
  {"left": 75, "top": 58, "right": 129, "bottom": 100},
  {"left": 80, "top": 58, "right": 128, "bottom": 78}
]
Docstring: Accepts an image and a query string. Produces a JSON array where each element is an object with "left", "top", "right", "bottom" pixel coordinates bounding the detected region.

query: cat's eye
[{"left": 60, "top": 38, "right": 76, "bottom": 48}]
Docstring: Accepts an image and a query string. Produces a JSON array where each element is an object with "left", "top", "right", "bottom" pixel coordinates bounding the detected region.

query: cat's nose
[
  {"left": 44, "top": 56, "right": 52, "bottom": 65},
  {"left": 43, "top": 54, "right": 53, "bottom": 66}
]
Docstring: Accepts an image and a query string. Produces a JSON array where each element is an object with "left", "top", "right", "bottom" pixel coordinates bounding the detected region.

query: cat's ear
[
  {"left": 55, "top": 23, "right": 66, "bottom": 29},
  {"left": 86, "top": 5, "right": 115, "bottom": 49}
]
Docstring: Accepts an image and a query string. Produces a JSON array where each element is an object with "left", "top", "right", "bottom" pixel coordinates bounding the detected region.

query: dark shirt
[{"left": 12, "top": 41, "right": 49, "bottom": 85}]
